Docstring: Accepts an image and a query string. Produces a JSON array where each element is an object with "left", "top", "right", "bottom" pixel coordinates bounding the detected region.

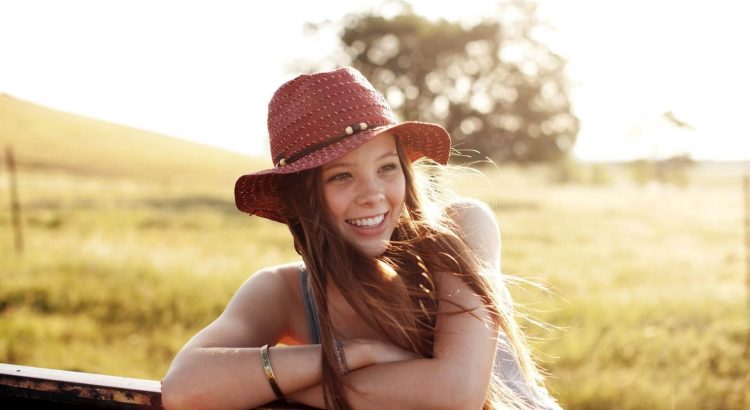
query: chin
[
  {"left": 359, "top": 242, "right": 388, "bottom": 258},
  {"left": 340, "top": 221, "right": 395, "bottom": 258}
]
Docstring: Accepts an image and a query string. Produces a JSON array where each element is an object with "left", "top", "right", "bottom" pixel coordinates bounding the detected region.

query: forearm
[
  {"left": 353, "top": 358, "right": 489, "bottom": 410},
  {"left": 162, "top": 344, "right": 325, "bottom": 409},
  {"left": 287, "top": 358, "right": 487, "bottom": 410}
]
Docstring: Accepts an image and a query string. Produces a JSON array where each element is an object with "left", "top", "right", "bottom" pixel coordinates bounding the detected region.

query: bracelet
[
  {"left": 260, "top": 344, "right": 284, "bottom": 399},
  {"left": 333, "top": 339, "right": 350, "bottom": 375}
]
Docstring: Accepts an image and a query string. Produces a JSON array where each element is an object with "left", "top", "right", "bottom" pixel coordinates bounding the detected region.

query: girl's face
[{"left": 320, "top": 133, "right": 406, "bottom": 257}]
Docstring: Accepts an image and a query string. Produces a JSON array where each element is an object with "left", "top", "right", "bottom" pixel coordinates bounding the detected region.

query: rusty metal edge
[
  {"left": 0, "top": 363, "right": 161, "bottom": 408},
  {"left": 0, "top": 363, "right": 315, "bottom": 409}
]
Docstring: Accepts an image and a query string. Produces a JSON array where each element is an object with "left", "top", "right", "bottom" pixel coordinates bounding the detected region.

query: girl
[{"left": 162, "top": 67, "right": 560, "bottom": 409}]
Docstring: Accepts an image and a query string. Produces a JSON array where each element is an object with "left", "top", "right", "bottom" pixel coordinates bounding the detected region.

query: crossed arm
[{"left": 161, "top": 199, "right": 502, "bottom": 409}]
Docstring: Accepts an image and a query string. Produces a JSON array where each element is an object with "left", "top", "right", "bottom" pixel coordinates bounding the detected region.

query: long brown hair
[{"left": 278, "top": 137, "right": 545, "bottom": 409}]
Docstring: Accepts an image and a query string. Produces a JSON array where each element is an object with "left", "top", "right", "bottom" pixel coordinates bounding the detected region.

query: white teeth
[{"left": 347, "top": 213, "right": 385, "bottom": 227}]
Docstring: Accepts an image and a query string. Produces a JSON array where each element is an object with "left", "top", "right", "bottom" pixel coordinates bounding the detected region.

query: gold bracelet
[{"left": 260, "top": 344, "right": 284, "bottom": 398}]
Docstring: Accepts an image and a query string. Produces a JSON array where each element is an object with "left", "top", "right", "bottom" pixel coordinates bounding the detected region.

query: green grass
[{"left": 1, "top": 95, "right": 749, "bottom": 408}]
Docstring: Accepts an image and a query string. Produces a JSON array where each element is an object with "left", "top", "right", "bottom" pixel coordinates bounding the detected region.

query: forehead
[{"left": 323, "top": 133, "right": 397, "bottom": 168}]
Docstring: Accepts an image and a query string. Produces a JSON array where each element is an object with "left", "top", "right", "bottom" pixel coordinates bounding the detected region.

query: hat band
[{"left": 273, "top": 122, "right": 385, "bottom": 167}]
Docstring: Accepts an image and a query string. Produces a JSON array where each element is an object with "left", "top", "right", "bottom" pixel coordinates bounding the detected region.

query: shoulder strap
[{"left": 298, "top": 265, "right": 322, "bottom": 344}]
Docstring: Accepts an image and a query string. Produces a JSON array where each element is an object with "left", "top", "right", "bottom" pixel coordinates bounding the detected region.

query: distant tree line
[{"left": 301, "top": 0, "right": 579, "bottom": 164}]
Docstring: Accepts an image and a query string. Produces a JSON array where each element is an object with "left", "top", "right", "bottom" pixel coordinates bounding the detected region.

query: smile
[{"left": 346, "top": 213, "right": 386, "bottom": 228}]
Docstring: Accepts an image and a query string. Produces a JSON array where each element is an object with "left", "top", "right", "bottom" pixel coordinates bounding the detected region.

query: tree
[{"left": 301, "top": 0, "right": 579, "bottom": 163}]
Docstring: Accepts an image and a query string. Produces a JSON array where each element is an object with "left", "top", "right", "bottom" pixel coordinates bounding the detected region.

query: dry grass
[{"left": 1, "top": 95, "right": 749, "bottom": 408}]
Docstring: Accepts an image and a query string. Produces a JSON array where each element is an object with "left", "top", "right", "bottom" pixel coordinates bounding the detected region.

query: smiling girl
[{"left": 161, "top": 67, "right": 560, "bottom": 409}]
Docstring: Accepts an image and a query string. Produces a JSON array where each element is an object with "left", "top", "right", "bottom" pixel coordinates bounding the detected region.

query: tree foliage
[{"left": 305, "top": 0, "right": 579, "bottom": 163}]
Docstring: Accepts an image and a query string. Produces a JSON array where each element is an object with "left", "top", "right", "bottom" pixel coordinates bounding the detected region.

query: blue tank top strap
[{"left": 298, "top": 265, "right": 322, "bottom": 344}]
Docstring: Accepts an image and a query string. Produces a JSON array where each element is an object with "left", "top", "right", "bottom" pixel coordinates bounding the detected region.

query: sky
[{"left": 1, "top": 0, "right": 749, "bottom": 162}]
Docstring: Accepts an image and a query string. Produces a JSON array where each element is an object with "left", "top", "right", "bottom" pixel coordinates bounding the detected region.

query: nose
[{"left": 355, "top": 174, "right": 385, "bottom": 206}]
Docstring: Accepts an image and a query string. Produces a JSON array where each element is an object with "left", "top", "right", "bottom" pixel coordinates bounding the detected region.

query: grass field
[{"left": 1, "top": 95, "right": 749, "bottom": 409}]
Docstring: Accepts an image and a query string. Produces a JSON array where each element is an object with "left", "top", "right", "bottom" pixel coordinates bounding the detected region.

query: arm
[
  {"left": 161, "top": 266, "right": 379, "bottom": 410},
  {"left": 446, "top": 198, "right": 514, "bottom": 311},
  {"left": 286, "top": 201, "right": 505, "bottom": 409},
  {"left": 287, "top": 271, "right": 499, "bottom": 410},
  {"left": 352, "top": 271, "right": 499, "bottom": 410},
  {"left": 161, "top": 267, "right": 317, "bottom": 409},
  {"left": 332, "top": 199, "right": 503, "bottom": 409}
]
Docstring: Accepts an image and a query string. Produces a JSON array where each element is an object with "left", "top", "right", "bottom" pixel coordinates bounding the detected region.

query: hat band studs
[
  {"left": 274, "top": 122, "right": 378, "bottom": 168},
  {"left": 345, "top": 122, "right": 368, "bottom": 136}
]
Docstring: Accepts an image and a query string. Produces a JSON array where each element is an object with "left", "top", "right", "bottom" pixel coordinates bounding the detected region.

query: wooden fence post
[
  {"left": 5, "top": 145, "right": 23, "bottom": 254},
  {"left": 744, "top": 175, "right": 750, "bottom": 353}
]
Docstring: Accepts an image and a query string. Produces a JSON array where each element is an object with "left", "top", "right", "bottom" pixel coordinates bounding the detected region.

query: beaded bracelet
[
  {"left": 333, "top": 339, "right": 350, "bottom": 376},
  {"left": 260, "top": 344, "right": 284, "bottom": 399}
]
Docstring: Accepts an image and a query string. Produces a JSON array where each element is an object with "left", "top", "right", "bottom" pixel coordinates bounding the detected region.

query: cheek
[
  {"left": 323, "top": 186, "right": 348, "bottom": 220},
  {"left": 390, "top": 176, "right": 406, "bottom": 210}
]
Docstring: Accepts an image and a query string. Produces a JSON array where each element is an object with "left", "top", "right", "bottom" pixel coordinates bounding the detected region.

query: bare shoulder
[
  {"left": 241, "top": 262, "right": 302, "bottom": 292},
  {"left": 188, "top": 262, "right": 303, "bottom": 348},
  {"left": 445, "top": 198, "right": 498, "bottom": 232},
  {"left": 228, "top": 262, "right": 302, "bottom": 314},
  {"left": 445, "top": 198, "right": 501, "bottom": 270}
]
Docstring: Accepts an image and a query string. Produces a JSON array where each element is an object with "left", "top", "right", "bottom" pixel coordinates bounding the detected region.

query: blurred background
[{"left": 1, "top": 0, "right": 748, "bottom": 408}]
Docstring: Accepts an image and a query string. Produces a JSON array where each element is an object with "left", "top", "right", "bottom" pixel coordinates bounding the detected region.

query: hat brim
[{"left": 234, "top": 121, "right": 450, "bottom": 222}]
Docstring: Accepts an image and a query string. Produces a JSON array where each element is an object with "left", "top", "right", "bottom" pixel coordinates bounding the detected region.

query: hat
[{"left": 234, "top": 66, "right": 451, "bottom": 223}]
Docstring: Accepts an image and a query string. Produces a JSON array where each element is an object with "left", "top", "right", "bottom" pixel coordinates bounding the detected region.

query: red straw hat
[{"left": 234, "top": 66, "right": 451, "bottom": 222}]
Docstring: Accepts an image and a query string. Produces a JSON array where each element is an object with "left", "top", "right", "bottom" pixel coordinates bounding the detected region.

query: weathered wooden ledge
[
  {"left": 0, "top": 363, "right": 162, "bottom": 409},
  {"left": 0, "top": 363, "right": 313, "bottom": 409}
]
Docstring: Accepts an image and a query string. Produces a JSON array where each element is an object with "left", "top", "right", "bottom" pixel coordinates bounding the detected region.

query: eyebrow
[{"left": 323, "top": 150, "right": 398, "bottom": 171}]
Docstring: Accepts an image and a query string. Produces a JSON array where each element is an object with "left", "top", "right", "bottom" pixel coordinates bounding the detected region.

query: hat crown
[{"left": 266, "top": 67, "right": 397, "bottom": 164}]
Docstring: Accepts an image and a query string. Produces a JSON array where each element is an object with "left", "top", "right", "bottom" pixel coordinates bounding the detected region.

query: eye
[
  {"left": 379, "top": 162, "right": 399, "bottom": 174},
  {"left": 327, "top": 172, "right": 351, "bottom": 183}
]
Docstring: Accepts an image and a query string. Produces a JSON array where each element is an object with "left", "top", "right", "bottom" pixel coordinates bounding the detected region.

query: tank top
[{"left": 297, "top": 265, "right": 561, "bottom": 409}]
